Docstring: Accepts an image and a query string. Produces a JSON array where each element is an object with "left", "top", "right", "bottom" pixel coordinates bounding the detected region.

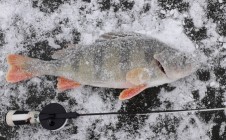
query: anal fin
[
  {"left": 119, "top": 84, "right": 147, "bottom": 100},
  {"left": 57, "top": 77, "right": 80, "bottom": 91}
]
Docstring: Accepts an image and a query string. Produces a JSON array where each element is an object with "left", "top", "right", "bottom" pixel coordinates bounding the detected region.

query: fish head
[{"left": 153, "top": 49, "right": 200, "bottom": 81}]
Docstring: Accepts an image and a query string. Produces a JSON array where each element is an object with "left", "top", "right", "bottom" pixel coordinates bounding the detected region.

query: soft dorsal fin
[
  {"left": 126, "top": 68, "right": 150, "bottom": 85},
  {"left": 52, "top": 44, "right": 78, "bottom": 59},
  {"left": 95, "top": 32, "right": 143, "bottom": 42}
]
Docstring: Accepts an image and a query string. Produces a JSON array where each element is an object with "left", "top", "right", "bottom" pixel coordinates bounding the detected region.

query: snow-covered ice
[{"left": 0, "top": 0, "right": 226, "bottom": 139}]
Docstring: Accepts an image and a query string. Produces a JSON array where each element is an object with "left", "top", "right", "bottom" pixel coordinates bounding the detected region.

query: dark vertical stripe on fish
[
  {"left": 71, "top": 51, "right": 82, "bottom": 72},
  {"left": 144, "top": 46, "right": 154, "bottom": 64},
  {"left": 144, "top": 39, "right": 162, "bottom": 64},
  {"left": 119, "top": 41, "right": 131, "bottom": 72},
  {"left": 93, "top": 46, "right": 104, "bottom": 80}
]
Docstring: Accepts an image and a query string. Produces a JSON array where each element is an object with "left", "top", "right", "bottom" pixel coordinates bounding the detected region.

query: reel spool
[{"left": 39, "top": 103, "right": 68, "bottom": 131}]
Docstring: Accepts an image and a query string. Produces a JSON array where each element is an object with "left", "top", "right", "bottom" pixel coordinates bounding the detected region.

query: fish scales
[
  {"left": 76, "top": 50, "right": 95, "bottom": 84},
  {"left": 100, "top": 41, "right": 122, "bottom": 83}
]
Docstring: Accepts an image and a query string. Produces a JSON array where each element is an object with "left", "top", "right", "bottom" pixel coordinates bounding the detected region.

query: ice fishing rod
[{"left": 5, "top": 103, "right": 226, "bottom": 131}]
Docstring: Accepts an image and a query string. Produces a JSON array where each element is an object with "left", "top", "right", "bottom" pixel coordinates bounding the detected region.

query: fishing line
[
  {"left": 78, "top": 107, "right": 226, "bottom": 116},
  {"left": 5, "top": 103, "right": 226, "bottom": 131}
]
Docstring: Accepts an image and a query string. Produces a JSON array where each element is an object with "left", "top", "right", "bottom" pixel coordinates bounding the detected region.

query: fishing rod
[{"left": 5, "top": 103, "right": 226, "bottom": 131}]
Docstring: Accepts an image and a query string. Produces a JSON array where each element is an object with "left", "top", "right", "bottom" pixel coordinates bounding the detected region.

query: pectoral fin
[
  {"left": 126, "top": 68, "right": 150, "bottom": 85},
  {"left": 119, "top": 84, "right": 147, "bottom": 100},
  {"left": 57, "top": 77, "right": 80, "bottom": 91}
]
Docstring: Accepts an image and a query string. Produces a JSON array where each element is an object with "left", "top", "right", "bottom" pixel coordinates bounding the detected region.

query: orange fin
[
  {"left": 126, "top": 68, "right": 150, "bottom": 85},
  {"left": 119, "top": 84, "right": 147, "bottom": 100},
  {"left": 57, "top": 77, "right": 81, "bottom": 91},
  {"left": 6, "top": 54, "right": 34, "bottom": 83}
]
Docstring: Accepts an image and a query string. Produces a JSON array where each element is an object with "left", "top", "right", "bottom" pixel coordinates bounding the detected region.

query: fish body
[{"left": 6, "top": 32, "right": 201, "bottom": 100}]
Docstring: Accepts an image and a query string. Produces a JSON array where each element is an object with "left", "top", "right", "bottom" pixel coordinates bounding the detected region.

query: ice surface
[
  {"left": 189, "top": 1, "right": 205, "bottom": 28},
  {"left": 0, "top": 0, "right": 226, "bottom": 139},
  {"left": 145, "top": 18, "right": 196, "bottom": 52}
]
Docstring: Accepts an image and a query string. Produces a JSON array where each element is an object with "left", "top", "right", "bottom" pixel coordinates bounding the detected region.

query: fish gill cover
[{"left": 0, "top": 0, "right": 226, "bottom": 139}]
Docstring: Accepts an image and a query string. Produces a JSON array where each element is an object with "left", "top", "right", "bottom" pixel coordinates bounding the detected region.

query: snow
[
  {"left": 210, "top": 81, "right": 220, "bottom": 88},
  {"left": 219, "top": 122, "right": 226, "bottom": 136},
  {"left": 0, "top": 71, "right": 4, "bottom": 77},
  {"left": 223, "top": 43, "right": 226, "bottom": 49},
  {"left": 0, "top": 0, "right": 225, "bottom": 139},
  {"left": 219, "top": 0, "right": 223, "bottom": 4},
  {"left": 80, "top": 33, "right": 95, "bottom": 45},
  {"left": 189, "top": 1, "right": 205, "bottom": 28},
  {"left": 145, "top": 18, "right": 196, "bottom": 52},
  {"left": 47, "top": 38, "right": 61, "bottom": 49}
]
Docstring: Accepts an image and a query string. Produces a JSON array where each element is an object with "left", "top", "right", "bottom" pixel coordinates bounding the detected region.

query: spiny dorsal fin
[{"left": 96, "top": 32, "right": 143, "bottom": 42}]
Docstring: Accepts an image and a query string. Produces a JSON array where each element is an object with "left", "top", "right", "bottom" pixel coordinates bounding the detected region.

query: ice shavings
[
  {"left": 176, "top": 114, "right": 213, "bottom": 140},
  {"left": 223, "top": 102, "right": 226, "bottom": 106},
  {"left": 47, "top": 38, "right": 61, "bottom": 49},
  {"left": 223, "top": 43, "right": 226, "bottom": 49},
  {"left": 159, "top": 78, "right": 201, "bottom": 109},
  {"left": 201, "top": 21, "right": 220, "bottom": 49},
  {"left": 189, "top": 1, "right": 206, "bottom": 28},
  {"left": 0, "top": 71, "right": 3, "bottom": 77},
  {"left": 219, "top": 0, "right": 223, "bottom": 4},
  {"left": 209, "top": 81, "right": 220, "bottom": 88},
  {"left": 64, "top": 88, "right": 122, "bottom": 139},
  {"left": 80, "top": 33, "right": 96, "bottom": 45},
  {"left": 67, "top": 87, "right": 122, "bottom": 113},
  {"left": 219, "top": 122, "right": 226, "bottom": 136},
  {"left": 143, "top": 18, "right": 196, "bottom": 53}
]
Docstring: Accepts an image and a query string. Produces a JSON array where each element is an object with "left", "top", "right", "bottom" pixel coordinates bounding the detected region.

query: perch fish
[{"left": 6, "top": 32, "right": 200, "bottom": 100}]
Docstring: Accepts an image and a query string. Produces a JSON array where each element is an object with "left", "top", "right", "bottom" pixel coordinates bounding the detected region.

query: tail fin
[{"left": 6, "top": 54, "right": 36, "bottom": 83}]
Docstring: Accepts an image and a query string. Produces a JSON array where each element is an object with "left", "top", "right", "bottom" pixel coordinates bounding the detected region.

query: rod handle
[{"left": 6, "top": 110, "right": 40, "bottom": 126}]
